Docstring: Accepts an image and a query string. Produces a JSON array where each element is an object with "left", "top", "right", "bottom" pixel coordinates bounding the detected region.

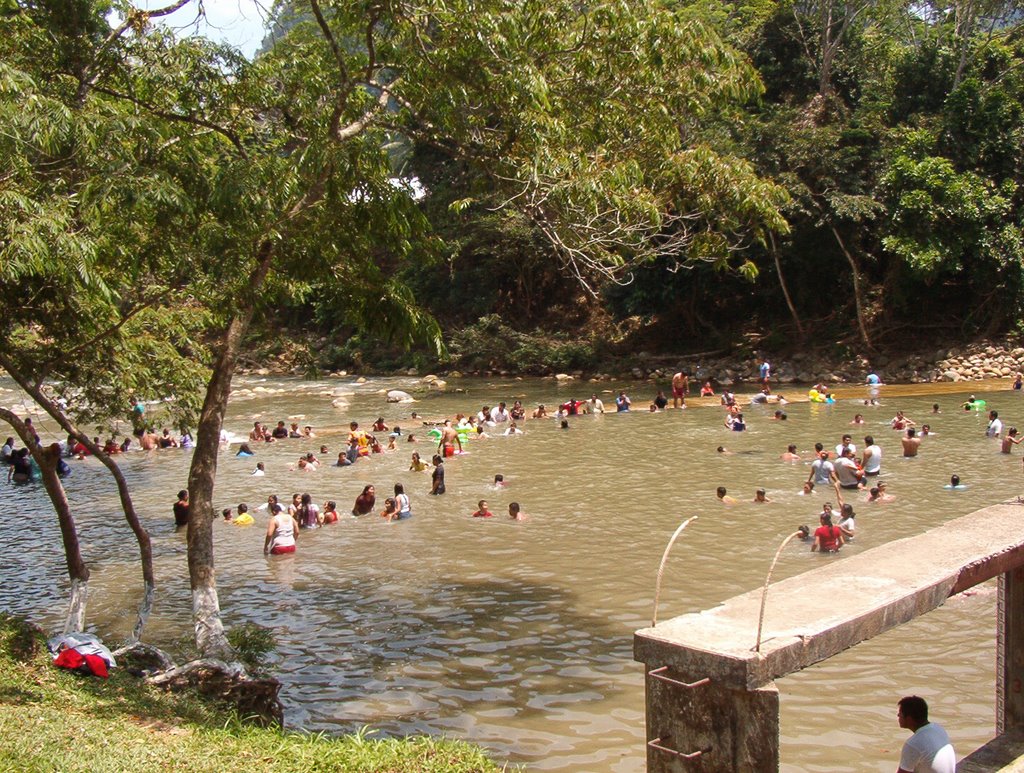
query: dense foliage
[{"left": 348, "top": 0, "right": 1024, "bottom": 359}]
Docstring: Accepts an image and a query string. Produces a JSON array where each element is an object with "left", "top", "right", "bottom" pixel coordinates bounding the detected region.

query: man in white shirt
[
  {"left": 862, "top": 435, "right": 882, "bottom": 476},
  {"left": 897, "top": 695, "right": 955, "bottom": 773},
  {"left": 987, "top": 410, "right": 1003, "bottom": 438},
  {"left": 835, "top": 433, "right": 856, "bottom": 457}
]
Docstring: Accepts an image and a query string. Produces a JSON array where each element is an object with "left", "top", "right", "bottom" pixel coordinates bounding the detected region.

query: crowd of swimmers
[
  {"left": 711, "top": 380, "right": 1024, "bottom": 555},
  {"left": 6, "top": 373, "right": 1022, "bottom": 561}
]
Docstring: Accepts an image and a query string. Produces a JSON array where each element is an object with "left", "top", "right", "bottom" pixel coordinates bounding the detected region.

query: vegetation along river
[{"left": 0, "top": 375, "right": 1017, "bottom": 771}]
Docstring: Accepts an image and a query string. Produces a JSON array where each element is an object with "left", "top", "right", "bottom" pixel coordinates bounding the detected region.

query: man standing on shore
[
  {"left": 895, "top": 695, "right": 955, "bottom": 773},
  {"left": 671, "top": 370, "right": 689, "bottom": 409},
  {"left": 759, "top": 358, "right": 771, "bottom": 387}
]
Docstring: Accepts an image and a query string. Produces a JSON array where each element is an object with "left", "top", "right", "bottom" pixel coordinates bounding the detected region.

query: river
[{"left": 0, "top": 375, "right": 1017, "bottom": 771}]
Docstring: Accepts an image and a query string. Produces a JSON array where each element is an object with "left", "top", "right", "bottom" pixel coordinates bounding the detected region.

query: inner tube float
[{"left": 808, "top": 389, "right": 829, "bottom": 403}]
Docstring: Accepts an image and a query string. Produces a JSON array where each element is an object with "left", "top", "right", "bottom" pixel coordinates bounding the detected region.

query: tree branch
[{"left": 90, "top": 84, "right": 248, "bottom": 157}]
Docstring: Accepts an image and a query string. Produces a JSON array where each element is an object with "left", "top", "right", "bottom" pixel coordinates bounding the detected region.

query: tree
[
  {"left": 0, "top": 6, "right": 211, "bottom": 639},
  {"left": 0, "top": 409, "right": 89, "bottom": 631},
  {"left": 7, "top": 0, "right": 787, "bottom": 656}
]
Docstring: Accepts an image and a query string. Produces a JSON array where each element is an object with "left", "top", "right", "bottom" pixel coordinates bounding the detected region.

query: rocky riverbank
[{"left": 241, "top": 340, "right": 1024, "bottom": 389}]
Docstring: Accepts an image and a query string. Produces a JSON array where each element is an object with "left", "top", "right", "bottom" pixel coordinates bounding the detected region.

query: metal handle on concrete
[
  {"left": 647, "top": 666, "right": 711, "bottom": 689},
  {"left": 647, "top": 737, "right": 707, "bottom": 759},
  {"left": 652, "top": 516, "right": 699, "bottom": 626}
]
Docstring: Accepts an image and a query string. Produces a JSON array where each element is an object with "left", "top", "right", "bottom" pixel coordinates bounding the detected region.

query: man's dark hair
[
  {"left": 898, "top": 696, "right": 928, "bottom": 725},
  {"left": 865, "top": 435, "right": 874, "bottom": 445}
]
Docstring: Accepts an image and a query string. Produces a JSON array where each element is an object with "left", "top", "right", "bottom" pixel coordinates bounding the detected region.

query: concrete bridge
[{"left": 634, "top": 499, "right": 1024, "bottom": 771}]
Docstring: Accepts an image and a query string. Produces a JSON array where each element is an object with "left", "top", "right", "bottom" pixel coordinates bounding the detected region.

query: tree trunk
[
  {"left": 0, "top": 409, "right": 89, "bottom": 631},
  {"left": 769, "top": 232, "right": 805, "bottom": 339},
  {"left": 186, "top": 239, "right": 276, "bottom": 658},
  {"left": 0, "top": 360, "right": 155, "bottom": 641},
  {"left": 830, "top": 225, "right": 873, "bottom": 350}
]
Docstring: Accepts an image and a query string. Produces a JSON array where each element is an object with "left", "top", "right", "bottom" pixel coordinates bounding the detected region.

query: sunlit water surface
[{"left": 0, "top": 376, "right": 1018, "bottom": 771}]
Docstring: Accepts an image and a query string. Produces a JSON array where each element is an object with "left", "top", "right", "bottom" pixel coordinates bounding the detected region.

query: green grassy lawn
[{"left": 0, "top": 615, "right": 501, "bottom": 772}]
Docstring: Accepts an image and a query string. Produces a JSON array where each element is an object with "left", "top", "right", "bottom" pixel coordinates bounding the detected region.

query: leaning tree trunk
[
  {"left": 1, "top": 409, "right": 89, "bottom": 631},
  {"left": 0, "top": 360, "right": 156, "bottom": 641},
  {"left": 830, "top": 226, "right": 873, "bottom": 350},
  {"left": 186, "top": 239, "right": 276, "bottom": 658},
  {"left": 769, "top": 232, "right": 805, "bottom": 339}
]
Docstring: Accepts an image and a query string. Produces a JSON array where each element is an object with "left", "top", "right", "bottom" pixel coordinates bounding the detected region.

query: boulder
[
  {"left": 386, "top": 390, "right": 415, "bottom": 403},
  {"left": 427, "top": 379, "right": 447, "bottom": 390}
]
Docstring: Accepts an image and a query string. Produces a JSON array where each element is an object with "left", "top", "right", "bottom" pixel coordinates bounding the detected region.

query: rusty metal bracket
[{"left": 647, "top": 665, "right": 711, "bottom": 689}]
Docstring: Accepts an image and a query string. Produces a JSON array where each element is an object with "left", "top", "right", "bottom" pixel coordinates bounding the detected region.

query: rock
[
  {"left": 386, "top": 390, "right": 415, "bottom": 403},
  {"left": 448, "top": 371, "right": 463, "bottom": 378},
  {"left": 355, "top": 376, "right": 367, "bottom": 384},
  {"left": 555, "top": 373, "right": 573, "bottom": 381},
  {"left": 406, "top": 368, "right": 418, "bottom": 376},
  {"left": 427, "top": 379, "right": 447, "bottom": 390},
  {"left": 943, "top": 370, "right": 960, "bottom": 381},
  {"left": 421, "top": 374, "right": 439, "bottom": 384},
  {"left": 331, "top": 398, "right": 350, "bottom": 409},
  {"left": 631, "top": 368, "right": 645, "bottom": 379}
]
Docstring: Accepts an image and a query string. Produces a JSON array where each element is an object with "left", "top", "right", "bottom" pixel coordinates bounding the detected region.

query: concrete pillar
[
  {"left": 998, "top": 568, "right": 1024, "bottom": 734},
  {"left": 644, "top": 665, "right": 779, "bottom": 772}
]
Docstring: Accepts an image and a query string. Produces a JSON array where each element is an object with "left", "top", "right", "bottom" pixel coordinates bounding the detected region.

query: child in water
[
  {"left": 380, "top": 497, "right": 399, "bottom": 522},
  {"left": 321, "top": 500, "right": 339, "bottom": 524},
  {"left": 472, "top": 500, "right": 495, "bottom": 518}
]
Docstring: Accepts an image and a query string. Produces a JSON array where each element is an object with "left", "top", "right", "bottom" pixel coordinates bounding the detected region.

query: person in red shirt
[
  {"left": 472, "top": 500, "right": 494, "bottom": 518},
  {"left": 812, "top": 511, "right": 843, "bottom": 553}
]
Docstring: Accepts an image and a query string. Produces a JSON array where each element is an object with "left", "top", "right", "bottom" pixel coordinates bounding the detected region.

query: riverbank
[
  {"left": 236, "top": 323, "right": 1024, "bottom": 388},
  {"left": 0, "top": 615, "right": 499, "bottom": 772}
]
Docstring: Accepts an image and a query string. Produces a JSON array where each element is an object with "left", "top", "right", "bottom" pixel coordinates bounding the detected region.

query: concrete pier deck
[{"left": 635, "top": 499, "right": 1024, "bottom": 689}]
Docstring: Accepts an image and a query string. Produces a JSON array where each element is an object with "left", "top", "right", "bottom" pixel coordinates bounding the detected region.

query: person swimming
[{"left": 944, "top": 475, "right": 968, "bottom": 490}]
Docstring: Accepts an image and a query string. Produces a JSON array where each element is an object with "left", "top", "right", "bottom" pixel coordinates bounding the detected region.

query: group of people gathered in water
[{"left": 711, "top": 378, "right": 1021, "bottom": 555}]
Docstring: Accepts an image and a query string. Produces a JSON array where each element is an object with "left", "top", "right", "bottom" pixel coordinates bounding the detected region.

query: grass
[{"left": 0, "top": 615, "right": 502, "bottom": 772}]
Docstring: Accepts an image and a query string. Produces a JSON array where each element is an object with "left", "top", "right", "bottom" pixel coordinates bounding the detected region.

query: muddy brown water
[{"left": 0, "top": 376, "right": 1018, "bottom": 771}]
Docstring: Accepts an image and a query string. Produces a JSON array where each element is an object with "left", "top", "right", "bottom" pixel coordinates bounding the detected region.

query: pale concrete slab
[{"left": 635, "top": 500, "right": 1024, "bottom": 690}]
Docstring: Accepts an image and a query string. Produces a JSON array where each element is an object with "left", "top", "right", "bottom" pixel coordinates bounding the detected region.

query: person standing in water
[
  {"left": 437, "top": 419, "right": 463, "bottom": 458},
  {"left": 394, "top": 483, "right": 412, "bottom": 519},
  {"left": 430, "top": 455, "right": 446, "bottom": 495},
  {"left": 173, "top": 489, "right": 189, "bottom": 528},
  {"left": 671, "top": 370, "right": 689, "bottom": 409},
  {"left": 264, "top": 504, "right": 299, "bottom": 555},
  {"left": 902, "top": 427, "right": 921, "bottom": 457}
]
